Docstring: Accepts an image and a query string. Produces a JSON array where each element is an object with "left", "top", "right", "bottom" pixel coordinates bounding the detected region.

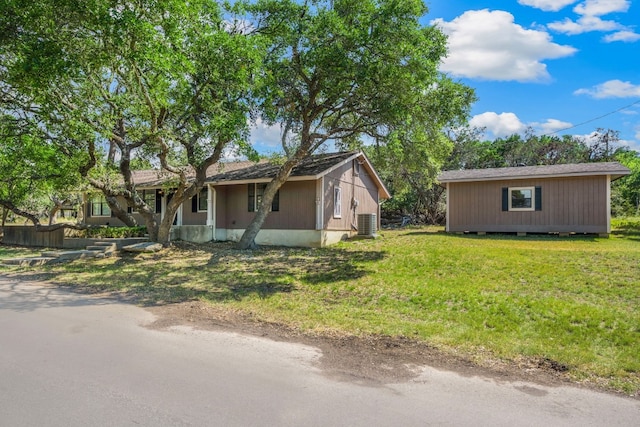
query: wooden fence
[{"left": 2, "top": 226, "right": 65, "bottom": 248}]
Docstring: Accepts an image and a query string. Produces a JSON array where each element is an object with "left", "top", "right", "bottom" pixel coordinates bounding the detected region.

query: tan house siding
[
  {"left": 181, "top": 203, "right": 206, "bottom": 226},
  {"left": 220, "top": 181, "right": 316, "bottom": 230},
  {"left": 276, "top": 181, "right": 316, "bottom": 230},
  {"left": 215, "top": 186, "right": 227, "bottom": 227},
  {"left": 323, "top": 160, "right": 379, "bottom": 231},
  {"left": 447, "top": 176, "right": 608, "bottom": 233}
]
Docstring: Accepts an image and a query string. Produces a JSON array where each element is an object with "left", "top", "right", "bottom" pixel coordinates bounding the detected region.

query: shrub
[
  {"left": 66, "top": 226, "right": 147, "bottom": 239},
  {"left": 611, "top": 217, "right": 640, "bottom": 233}
]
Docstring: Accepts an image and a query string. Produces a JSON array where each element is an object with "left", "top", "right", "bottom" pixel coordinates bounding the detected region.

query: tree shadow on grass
[
  {"left": 207, "top": 246, "right": 387, "bottom": 286},
  {"left": 40, "top": 244, "right": 386, "bottom": 307}
]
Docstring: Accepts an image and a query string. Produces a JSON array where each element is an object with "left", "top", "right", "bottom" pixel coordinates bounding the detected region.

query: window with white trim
[
  {"left": 333, "top": 186, "right": 342, "bottom": 218},
  {"left": 197, "top": 188, "right": 208, "bottom": 212},
  {"left": 91, "top": 194, "right": 111, "bottom": 217},
  {"left": 509, "top": 187, "right": 534, "bottom": 211}
]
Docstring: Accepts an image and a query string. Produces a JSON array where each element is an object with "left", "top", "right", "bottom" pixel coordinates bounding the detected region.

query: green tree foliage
[
  {"left": 0, "top": 116, "right": 83, "bottom": 226},
  {"left": 236, "top": 0, "right": 475, "bottom": 248},
  {"left": 613, "top": 150, "right": 640, "bottom": 216},
  {"left": 0, "top": 0, "right": 261, "bottom": 244}
]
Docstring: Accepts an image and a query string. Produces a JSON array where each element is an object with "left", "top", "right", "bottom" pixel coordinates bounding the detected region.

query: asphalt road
[{"left": 1, "top": 274, "right": 638, "bottom": 427}]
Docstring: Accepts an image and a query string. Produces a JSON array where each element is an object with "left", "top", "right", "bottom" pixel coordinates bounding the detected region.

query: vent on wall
[{"left": 357, "top": 213, "right": 377, "bottom": 236}]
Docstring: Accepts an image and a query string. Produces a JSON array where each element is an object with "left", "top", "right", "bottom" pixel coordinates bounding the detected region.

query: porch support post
[
  {"left": 207, "top": 185, "right": 216, "bottom": 240},
  {"left": 606, "top": 175, "right": 611, "bottom": 234},
  {"left": 445, "top": 183, "right": 450, "bottom": 233}
]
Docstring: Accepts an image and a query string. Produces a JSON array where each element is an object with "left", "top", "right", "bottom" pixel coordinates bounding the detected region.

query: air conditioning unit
[{"left": 357, "top": 213, "right": 377, "bottom": 236}]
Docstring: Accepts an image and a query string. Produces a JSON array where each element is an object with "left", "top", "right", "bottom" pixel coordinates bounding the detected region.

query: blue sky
[
  {"left": 427, "top": 0, "right": 640, "bottom": 151},
  {"left": 250, "top": 0, "right": 640, "bottom": 154}
]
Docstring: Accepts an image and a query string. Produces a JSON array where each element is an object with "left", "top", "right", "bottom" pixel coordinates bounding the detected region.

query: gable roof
[
  {"left": 131, "top": 160, "right": 260, "bottom": 188},
  {"left": 208, "top": 151, "right": 391, "bottom": 199},
  {"left": 130, "top": 151, "right": 391, "bottom": 199},
  {"left": 438, "top": 162, "right": 631, "bottom": 184},
  {"left": 207, "top": 151, "right": 356, "bottom": 183}
]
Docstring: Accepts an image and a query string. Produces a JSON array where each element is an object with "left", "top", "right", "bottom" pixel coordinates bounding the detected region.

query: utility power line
[{"left": 545, "top": 99, "right": 640, "bottom": 136}]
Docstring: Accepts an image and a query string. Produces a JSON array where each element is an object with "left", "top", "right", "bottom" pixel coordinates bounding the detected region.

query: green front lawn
[{"left": 2, "top": 228, "right": 639, "bottom": 394}]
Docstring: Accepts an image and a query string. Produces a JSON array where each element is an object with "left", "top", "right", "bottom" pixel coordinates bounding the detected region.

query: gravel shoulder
[{"left": 146, "top": 300, "right": 592, "bottom": 391}]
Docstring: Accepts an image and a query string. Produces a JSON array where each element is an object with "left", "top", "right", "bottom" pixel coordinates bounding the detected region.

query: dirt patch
[{"left": 146, "top": 300, "right": 580, "bottom": 389}]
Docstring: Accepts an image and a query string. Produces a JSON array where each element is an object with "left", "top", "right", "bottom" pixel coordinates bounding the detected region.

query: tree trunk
[
  {"left": 48, "top": 206, "right": 59, "bottom": 226},
  {"left": 0, "top": 200, "right": 41, "bottom": 226},
  {"left": 155, "top": 191, "right": 183, "bottom": 247},
  {"left": 156, "top": 218, "right": 173, "bottom": 247},
  {"left": 236, "top": 160, "right": 299, "bottom": 250},
  {"left": 105, "top": 195, "right": 138, "bottom": 227}
]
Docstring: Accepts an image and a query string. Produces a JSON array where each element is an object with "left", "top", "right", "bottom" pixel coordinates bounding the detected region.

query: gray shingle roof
[
  {"left": 207, "top": 151, "right": 358, "bottom": 183},
  {"left": 131, "top": 160, "right": 260, "bottom": 187},
  {"left": 128, "top": 151, "right": 390, "bottom": 198},
  {"left": 438, "top": 162, "right": 631, "bottom": 183}
]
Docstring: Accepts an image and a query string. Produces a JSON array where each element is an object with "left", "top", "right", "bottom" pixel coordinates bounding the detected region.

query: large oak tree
[
  {"left": 0, "top": 0, "right": 261, "bottom": 244},
  {"left": 236, "top": 0, "right": 475, "bottom": 249},
  {"left": 0, "top": 115, "right": 83, "bottom": 227}
]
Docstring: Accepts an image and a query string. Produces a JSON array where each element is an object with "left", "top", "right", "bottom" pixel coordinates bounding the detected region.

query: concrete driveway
[{"left": 1, "top": 274, "right": 638, "bottom": 426}]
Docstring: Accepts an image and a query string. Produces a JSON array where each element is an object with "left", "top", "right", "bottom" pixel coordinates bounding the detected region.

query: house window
[
  {"left": 248, "top": 183, "right": 279, "bottom": 212},
  {"left": 510, "top": 187, "right": 534, "bottom": 211},
  {"left": 142, "top": 190, "right": 156, "bottom": 212},
  {"left": 502, "top": 186, "right": 542, "bottom": 212},
  {"left": 334, "top": 186, "right": 342, "bottom": 218},
  {"left": 198, "top": 188, "right": 208, "bottom": 212},
  {"left": 91, "top": 194, "right": 111, "bottom": 217}
]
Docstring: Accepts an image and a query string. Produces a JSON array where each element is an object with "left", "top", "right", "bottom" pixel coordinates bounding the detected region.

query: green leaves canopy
[
  {"left": 0, "top": 0, "right": 263, "bottom": 241},
  {"left": 251, "top": 0, "right": 474, "bottom": 154},
  {"left": 234, "top": 0, "right": 475, "bottom": 247}
]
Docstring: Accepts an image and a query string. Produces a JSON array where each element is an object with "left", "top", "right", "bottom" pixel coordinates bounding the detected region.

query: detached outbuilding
[{"left": 438, "top": 162, "right": 630, "bottom": 235}]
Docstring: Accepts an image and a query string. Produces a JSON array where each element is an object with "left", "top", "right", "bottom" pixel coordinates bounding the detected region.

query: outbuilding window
[{"left": 502, "top": 186, "right": 542, "bottom": 212}]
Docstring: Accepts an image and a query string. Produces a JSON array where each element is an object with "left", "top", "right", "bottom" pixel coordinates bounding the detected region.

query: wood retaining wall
[{"left": 2, "top": 226, "right": 65, "bottom": 248}]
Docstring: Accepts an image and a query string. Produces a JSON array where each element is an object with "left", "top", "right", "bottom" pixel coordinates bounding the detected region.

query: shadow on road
[{"left": 0, "top": 272, "right": 118, "bottom": 313}]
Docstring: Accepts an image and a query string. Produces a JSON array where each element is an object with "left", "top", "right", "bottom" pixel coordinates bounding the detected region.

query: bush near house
[
  {"left": 65, "top": 226, "right": 147, "bottom": 239},
  {"left": 611, "top": 217, "right": 640, "bottom": 234}
]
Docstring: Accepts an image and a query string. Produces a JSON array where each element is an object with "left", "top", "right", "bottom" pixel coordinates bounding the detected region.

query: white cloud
[
  {"left": 574, "top": 80, "right": 640, "bottom": 98},
  {"left": 470, "top": 112, "right": 527, "bottom": 137},
  {"left": 471, "top": 112, "right": 577, "bottom": 138},
  {"left": 603, "top": 30, "right": 640, "bottom": 43},
  {"left": 548, "top": 0, "right": 635, "bottom": 37},
  {"left": 573, "top": 0, "right": 630, "bottom": 16},
  {"left": 250, "top": 118, "right": 283, "bottom": 149},
  {"left": 548, "top": 15, "right": 622, "bottom": 34},
  {"left": 433, "top": 10, "right": 577, "bottom": 82},
  {"left": 532, "top": 118, "right": 574, "bottom": 134},
  {"left": 518, "top": 0, "right": 578, "bottom": 12}
]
